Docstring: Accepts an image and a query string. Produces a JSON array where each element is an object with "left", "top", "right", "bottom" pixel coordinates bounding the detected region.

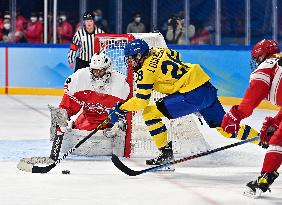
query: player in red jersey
[{"left": 221, "top": 39, "right": 282, "bottom": 197}]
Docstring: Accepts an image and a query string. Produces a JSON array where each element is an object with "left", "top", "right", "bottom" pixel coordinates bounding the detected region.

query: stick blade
[
  {"left": 32, "top": 163, "right": 56, "bottom": 173},
  {"left": 111, "top": 154, "right": 142, "bottom": 176}
]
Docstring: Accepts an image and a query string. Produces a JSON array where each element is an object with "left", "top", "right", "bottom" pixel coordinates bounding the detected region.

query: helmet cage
[
  {"left": 126, "top": 53, "right": 143, "bottom": 72},
  {"left": 89, "top": 52, "right": 113, "bottom": 87}
]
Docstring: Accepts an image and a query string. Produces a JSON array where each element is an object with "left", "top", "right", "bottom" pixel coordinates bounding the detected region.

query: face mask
[
  {"left": 3, "top": 23, "right": 10, "bottom": 30},
  {"left": 59, "top": 15, "right": 66, "bottom": 21},
  {"left": 30, "top": 17, "right": 37, "bottom": 23},
  {"left": 39, "top": 17, "right": 43, "bottom": 22},
  {"left": 134, "top": 17, "right": 141, "bottom": 23},
  {"left": 94, "top": 16, "right": 102, "bottom": 22}
]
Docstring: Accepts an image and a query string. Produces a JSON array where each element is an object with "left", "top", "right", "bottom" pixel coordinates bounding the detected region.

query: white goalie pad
[
  {"left": 61, "top": 120, "right": 126, "bottom": 157},
  {"left": 17, "top": 157, "right": 54, "bottom": 172}
]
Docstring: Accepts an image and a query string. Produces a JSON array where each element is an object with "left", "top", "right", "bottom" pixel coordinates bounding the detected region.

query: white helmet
[
  {"left": 89, "top": 52, "right": 113, "bottom": 89},
  {"left": 90, "top": 52, "right": 112, "bottom": 71}
]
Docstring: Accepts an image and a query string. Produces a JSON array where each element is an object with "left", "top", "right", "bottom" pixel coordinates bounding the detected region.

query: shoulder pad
[{"left": 257, "top": 58, "right": 279, "bottom": 70}]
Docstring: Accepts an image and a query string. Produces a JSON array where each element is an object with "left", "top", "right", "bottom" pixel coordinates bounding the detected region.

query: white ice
[{"left": 0, "top": 95, "right": 281, "bottom": 205}]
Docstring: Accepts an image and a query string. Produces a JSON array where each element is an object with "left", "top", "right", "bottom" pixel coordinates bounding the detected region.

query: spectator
[
  {"left": 126, "top": 12, "right": 146, "bottom": 33},
  {"left": 16, "top": 10, "right": 28, "bottom": 31},
  {"left": 3, "top": 11, "right": 10, "bottom": 20},
  {"left": 38, "top": 12, "right": 44, "bottom": 23},
  {"left": 166, "top": 13, "right": 195, "bottom": 44},
  {"left": 68, "top": 11, "right": 104, "bottom": 72},
  {"left": 24, "top": 12, "right": 43, "bottom": 43},
  {"left": 94, "top": 9, "right": 110, "bottom": 33},
  {"left": 0, "top": 11, "right": 3, "bottom": 41},
  {"left": 1, "top": 18, "right": 13, "bottom": 42},
  {"left": 57, "top": 12, "right": 73, "bottom": 43},
  {"left": 190, "top": 23, "right": 212, "bottom": 45},
  {"left": 0, "top": 11, "right": 3, "bottom": 28},
  {"left": 1, "top": 12, "right": 26, "bottom": 43}
]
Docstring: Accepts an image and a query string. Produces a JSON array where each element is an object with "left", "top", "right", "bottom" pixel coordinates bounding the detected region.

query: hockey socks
[
  {"left": 216, "top": 124, "right": 259, "bottom": 144},
  {"left": 261, "top": 150, "right": 282, "bottom": 173}
]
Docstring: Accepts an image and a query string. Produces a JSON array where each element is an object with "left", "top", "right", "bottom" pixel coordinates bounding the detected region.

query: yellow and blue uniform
[{"left": 120, "top": 48, "right": 259, "bottom": 148}]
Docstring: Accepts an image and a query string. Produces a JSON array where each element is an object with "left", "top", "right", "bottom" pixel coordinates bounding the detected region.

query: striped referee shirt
[{"left": 68, "top": 26, "right": 104, "bottom": 63}]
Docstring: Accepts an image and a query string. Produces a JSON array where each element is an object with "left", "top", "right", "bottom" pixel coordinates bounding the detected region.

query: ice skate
[
  {"left": 146, "top": 141, "right": 175, "bottom": 171},
  {"left": 243, "top": 171, "right": 279, "bottom": 198}
]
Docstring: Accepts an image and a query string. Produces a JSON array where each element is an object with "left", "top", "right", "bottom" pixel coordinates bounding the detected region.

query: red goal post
[{"left": 94, "top": 33, "right": 136, "bottom": 157}]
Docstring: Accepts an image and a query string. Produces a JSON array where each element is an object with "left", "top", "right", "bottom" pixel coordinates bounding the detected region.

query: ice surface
[{"left": 0, "top": 95, "right": 281, "bottom": 205}]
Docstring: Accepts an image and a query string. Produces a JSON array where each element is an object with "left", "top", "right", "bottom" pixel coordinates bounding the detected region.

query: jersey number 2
[{"left": 161, "top": 57, "right": 188, "bottom": 79}]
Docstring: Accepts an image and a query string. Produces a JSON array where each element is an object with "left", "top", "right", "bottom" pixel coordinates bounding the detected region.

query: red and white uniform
[
  {"left": 237, "top": 57, "right": 282, "bottom": 173},
  {"left": 238, "top": 58, "right": 282, "bottom": 114},
  {"left": 59, "top": 68, "right": 130, "bottom": 131}
]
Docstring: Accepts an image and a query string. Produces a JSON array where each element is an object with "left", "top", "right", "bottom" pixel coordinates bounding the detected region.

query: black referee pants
[{"left": 74, "top": 57, "right": 90, "bottom": 72}]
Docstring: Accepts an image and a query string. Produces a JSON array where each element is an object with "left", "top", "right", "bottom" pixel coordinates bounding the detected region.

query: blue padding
[
  {"left": 145, "top": 119, "right": 162, "bottom": 126},
  {"left": 136, "top": 93, "right": 151, "bottom": 100},
  {"left": 137, "top": 84, "right": 153, "bottom": 89},
  {"left": 241, "top": 125, "right": 251, "bottom": 140},
  {"left": 149, "top": 125, "right": 167, "bottom": 136}
]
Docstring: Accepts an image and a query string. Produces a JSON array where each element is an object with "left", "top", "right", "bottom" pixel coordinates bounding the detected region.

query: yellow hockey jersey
[{"left": 121, "top": 48, "right": 210, "bottom": 111}]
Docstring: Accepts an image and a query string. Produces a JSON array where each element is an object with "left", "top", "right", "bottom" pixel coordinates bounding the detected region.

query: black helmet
[{"left": 83, "top": 11, "right": 94, "bottom": 20}]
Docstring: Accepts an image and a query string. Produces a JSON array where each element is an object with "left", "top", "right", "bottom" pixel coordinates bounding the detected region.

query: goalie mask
[
  {"left": 124, "top": 39, "right": 149, "bottom": 72},
  {"left": 251, "top": 39, "right": 280, "bottom": 71},
  {"left": 89, "top": 52, "right": 113, "bottom": 88}
]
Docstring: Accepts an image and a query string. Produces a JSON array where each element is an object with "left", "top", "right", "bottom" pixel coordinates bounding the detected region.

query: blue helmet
[{"left": 124, "top": 39, "right": 149, "bottom": 57}]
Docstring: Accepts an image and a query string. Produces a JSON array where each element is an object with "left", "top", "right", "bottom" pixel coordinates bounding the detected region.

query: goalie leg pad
[
  {"left": 61, "top": 124, "right": 126, "bottom": 157},
  {"left": 17, "top": 157, "right": 55, "bottom": 172}
]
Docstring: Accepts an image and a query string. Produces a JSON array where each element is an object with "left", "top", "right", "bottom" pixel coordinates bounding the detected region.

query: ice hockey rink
[{"left": 0, "top": 94, "right": 282, "bottom": 205}]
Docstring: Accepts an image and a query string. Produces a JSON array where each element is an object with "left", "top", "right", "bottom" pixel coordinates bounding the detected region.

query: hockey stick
[
  {"left": 29, "top": 116, "right": 112, "bottom": 173},
  {"left": 111, "top": 136, "right": 260, "bottom": 176}
]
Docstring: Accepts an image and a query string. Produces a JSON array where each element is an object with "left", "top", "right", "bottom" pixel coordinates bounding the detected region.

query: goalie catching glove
[
  {"left": 108, "top": 103, "right": 127, "bottom": 125},
  {"left": 49, "top": 104, "right": 71, "bottom": 140}
]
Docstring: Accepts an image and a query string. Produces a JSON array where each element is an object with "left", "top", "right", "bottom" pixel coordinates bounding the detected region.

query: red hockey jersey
[
  {"left": 238, "top": 58, "right": 282, "bottom": 118},
  {"left": 60, "top": 68, "right": 130, "bottom": 131}
]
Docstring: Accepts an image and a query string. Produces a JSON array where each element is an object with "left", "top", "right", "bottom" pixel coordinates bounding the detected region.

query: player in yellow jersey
[{"left": 109, "top": 39, "right": 258, "bottom": 165}]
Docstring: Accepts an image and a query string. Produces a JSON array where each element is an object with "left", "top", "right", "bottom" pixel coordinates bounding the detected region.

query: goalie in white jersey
[{"left": 49, "top": 52, "right": 130, "bottom": 160}]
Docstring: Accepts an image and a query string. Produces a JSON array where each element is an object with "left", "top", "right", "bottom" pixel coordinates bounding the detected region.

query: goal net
[{"left": 94, "top": 33, "right": 210, "bottom": 158}]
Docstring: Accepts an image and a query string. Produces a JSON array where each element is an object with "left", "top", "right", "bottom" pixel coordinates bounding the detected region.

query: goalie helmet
[
  {"left": 251, "top": 39, "right": 280, "bottom": 70},
  {"left": 124, "top": 39, "right": 149, "bottom": 71},
  {"left": 89, "top": 52, "right": 113, "bottom": 88}
]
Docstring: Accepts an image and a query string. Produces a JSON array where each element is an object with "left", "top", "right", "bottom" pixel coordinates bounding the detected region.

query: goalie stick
[
  {"left": 26, "top": 115, "right": 112, "bottom": 173},
  {"left": 111, "top": 136, "right": 260, "bottom": 176}
]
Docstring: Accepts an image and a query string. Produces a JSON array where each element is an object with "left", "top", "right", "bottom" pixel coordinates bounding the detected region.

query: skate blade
[
  {"left": 153, "top": 165, "right": 175, "bottom": 172},
  {"left": 243, "top": 188, "right": 262, "bottom": 199}
]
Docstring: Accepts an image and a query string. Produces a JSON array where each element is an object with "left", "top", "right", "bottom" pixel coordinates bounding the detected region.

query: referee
[{"left": 68, "top": 11, "right": 104, "bottom": 72}]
